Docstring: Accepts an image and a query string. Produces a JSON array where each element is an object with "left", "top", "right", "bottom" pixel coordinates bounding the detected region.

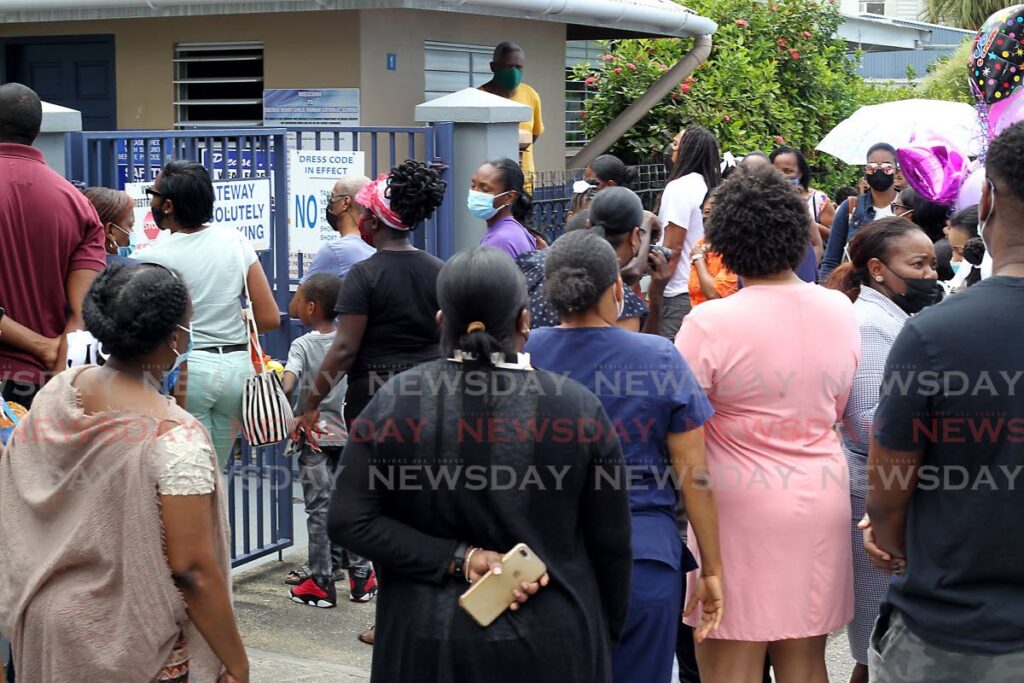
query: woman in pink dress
[{"left": 676, "top": 164, "right": 859, "bottom": 682}]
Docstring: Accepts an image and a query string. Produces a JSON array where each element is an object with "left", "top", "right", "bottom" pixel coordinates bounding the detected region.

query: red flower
[
  {"left": 775, "top": 135, "right": 786, "bottom": 144},
  {"left": 790, "top": 49, "right": 801, "bottom": 60},
  {"left": 735, "top": 19, "right": 749, "bottom": 26},
  {"left": 777, "top": 38, "right": 788, "bottom": 46},
  {"left": 770, "top": 5, "right": 778, "bottom": 10},
  {"left": 680, "top": 83, "right": 691, "bottom": 94},
  {"left": 627, "top": 62, "right": 638, "bottom": 71},
  {"left": 584, "top": 76, "right": 599, "bottom": 86},
  {"left": 580, "top": 111, "right": 587, "bottom": 119},
  {"left": 601, "top": 54, "right": 615, "bottom": 62},
  {"left": 723, "top": 115, "right": 732, "bottom": 123},
  {"left": 613, "top": 67, "right": 623, "bottom": 74}
]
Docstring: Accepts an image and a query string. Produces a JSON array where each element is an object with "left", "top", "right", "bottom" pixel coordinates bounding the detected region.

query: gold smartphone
[{"left": 459, "top": 543, "right": 547, "bottom": 627}]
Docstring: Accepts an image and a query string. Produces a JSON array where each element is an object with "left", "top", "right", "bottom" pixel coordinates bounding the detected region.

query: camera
[{"left": 649, "top": 245, "right": 672, "bottom": 261}]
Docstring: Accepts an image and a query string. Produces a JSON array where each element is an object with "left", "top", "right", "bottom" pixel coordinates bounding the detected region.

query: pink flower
[
  {"left": 661, "top": 65, "right": 670, "bottom": 73},
  {"left": 584, "top": 76, "right": 599, "bottom": 86},
  {"left": 680, "top": 83, "right": 691, "bottom": 94},
  {"left": 580, "top": 111, "right": 588, "bottom": 119},
  {"left": 801, "top": 30, "right": 813, "bottom": 38},
  {"left": 613, "top": 67, "right": 623, "bottom": 74},
  {"left": 777, "top": 38, "right": 788, "bottom": 46},
  {"left": 770, "top": 4, "right": 778, "bottom": 10},
  {"left": 601, "top": 54, "right": 614, "bottom": 62},
  {"left": 775, "top": 135, "right": 786, "bottom": 144},
  {"left": 722, "top": 114, "right": 732, "bottom": 123},
  {"left": 735, "top": 19, "right": 749, "bottom": 26},
  {"left": 627, "top": 62, "right": 638, "bottom": 71},
  {"left": 789, "top": 49, "right": 801, "bottom": 60}
]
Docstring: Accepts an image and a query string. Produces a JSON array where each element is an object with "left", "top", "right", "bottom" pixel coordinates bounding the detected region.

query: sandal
[
  {"left": 284, "top": 566, "right": 312, "bottom": 586},
  {"left": 358, "top": 625, "right": 375, "bottom": 646}
]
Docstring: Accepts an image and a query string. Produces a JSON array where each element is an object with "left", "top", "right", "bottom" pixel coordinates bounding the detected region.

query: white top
[
  {"left": 136, "top": 226, "right": 258, "bottom": 348},
  {"left": 872, "top": 203, "right": 894, "bottom": 220},
  {"left": 156, "top": 424, "right": 217, "bottom": 496},
  {"left": 658, "top": 172, "right": 708, "bottom": 297}
]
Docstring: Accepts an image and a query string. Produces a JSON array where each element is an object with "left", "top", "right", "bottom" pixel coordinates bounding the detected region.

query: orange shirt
[{"left": 688, "top": 239, "right": 739, "bottom": 307}]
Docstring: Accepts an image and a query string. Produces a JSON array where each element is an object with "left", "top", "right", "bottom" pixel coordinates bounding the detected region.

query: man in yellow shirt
[{"left": 479, "top": 41, "right": 544, "bottom": 177}]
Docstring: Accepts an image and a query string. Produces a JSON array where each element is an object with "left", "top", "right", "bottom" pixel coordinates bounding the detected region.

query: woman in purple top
[{"left": 469, "top": 158, "right": 537, "bottom": 259}]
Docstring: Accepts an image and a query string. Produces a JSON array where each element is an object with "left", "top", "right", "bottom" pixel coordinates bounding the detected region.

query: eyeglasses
[
  {"left": 891, "top": 203, "right": 914, "bottom": 217},
  {"left": 866, "top": 163, "right": 897, "bottom": 175},
  {"left": 328, "top": 193, "right": 350, "bottom": 205}
]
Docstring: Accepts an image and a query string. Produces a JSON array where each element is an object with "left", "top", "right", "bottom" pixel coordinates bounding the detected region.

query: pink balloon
[
  {"left": 989, "top": 92, "right": 1024, "bottom": 139},
  {"left": 956, "top": 166, "right": 985, "bottom": 212},
  {"left": 897, "top": 144, "right": 967, "bottom": 206}
]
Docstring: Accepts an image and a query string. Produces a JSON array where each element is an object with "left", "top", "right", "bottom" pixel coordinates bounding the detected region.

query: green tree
[
  {"left": 574, "top": 0, "right": 912, "bottom": 193},
  {"left": 925, "top": 0, "right": 1003, "bottom": 30},
  {"left": 916, "top": 39, "right": 975, "bottom": 103}
]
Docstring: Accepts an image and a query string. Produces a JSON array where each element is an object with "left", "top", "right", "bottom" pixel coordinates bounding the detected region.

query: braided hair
[
  {"left": 825, "top": 217, "right": 925, "bottom": 302},
  {"left": 83, "top": 262, "right": 191, "bottom": 361},
  {"left": 387, "top": 159, "right": 446, "bottom": 229}
]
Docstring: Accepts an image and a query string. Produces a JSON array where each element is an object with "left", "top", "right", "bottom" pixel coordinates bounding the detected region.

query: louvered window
[{"left": 174, "top": 42, "right": 264, "bottom": 128}]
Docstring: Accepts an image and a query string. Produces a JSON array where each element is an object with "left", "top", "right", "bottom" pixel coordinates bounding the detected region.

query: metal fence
[
  {"left": 64, "top": 123, "right": 455, "bottom": 568},
  {"left": 527, "top": 163, "right": 668, "bottom": 244}
]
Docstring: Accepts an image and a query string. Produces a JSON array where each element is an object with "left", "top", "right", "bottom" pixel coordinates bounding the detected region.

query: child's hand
[{"left": 292, "top": 411, "right": 326, "bottom": 451}]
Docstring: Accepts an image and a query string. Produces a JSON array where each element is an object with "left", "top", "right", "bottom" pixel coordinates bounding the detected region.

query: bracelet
[
  {"left": 452, "top": 541, "right": 469, "bottom": 577},
  {"left": 691, "top": 253, "right": 705, "bottom": 263},
  {"left": 463, "top": 547, "right": 480, "bottom": 582}
]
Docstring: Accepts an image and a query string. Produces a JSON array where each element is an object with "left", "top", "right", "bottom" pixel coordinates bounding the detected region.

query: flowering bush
[{"left": 572, "top": 0, "right": 915, "bottom": 193}]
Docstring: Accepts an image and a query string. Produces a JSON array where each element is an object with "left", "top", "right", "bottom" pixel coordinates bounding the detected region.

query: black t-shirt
[
  {"left": 335, "top": 248, "right": 444, "bottom": 388},
  {"left": 874, "top": 276, "right": 1024, "bottom": 655}
]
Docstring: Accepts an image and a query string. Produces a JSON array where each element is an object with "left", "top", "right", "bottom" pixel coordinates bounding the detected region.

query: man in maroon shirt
[{"left": 0, "top": 83, "right": 105, "bottom": 407}]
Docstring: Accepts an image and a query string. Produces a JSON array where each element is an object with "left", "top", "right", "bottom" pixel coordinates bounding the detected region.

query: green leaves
[{"left": 576, "top": 0, "right": 938, "bottom": 194}]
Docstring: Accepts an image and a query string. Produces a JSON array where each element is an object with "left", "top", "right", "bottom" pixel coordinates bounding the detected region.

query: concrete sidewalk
[{"left": 233, "top": 551, "right": 374, "bottom": 682}]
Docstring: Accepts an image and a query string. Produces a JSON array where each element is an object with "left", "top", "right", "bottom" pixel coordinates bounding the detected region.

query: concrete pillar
[
  {"left": 415, "top": 88, "right": 531, "bottom": 252},
  {"left": 35, "top": 102, "right": 82, "bottom": 177}
]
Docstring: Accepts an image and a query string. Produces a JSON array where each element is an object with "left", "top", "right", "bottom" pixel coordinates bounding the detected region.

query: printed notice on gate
[
  {"left": 289, "top": 149, "right": 365, "bottom": 253},
  {"left": 212, "top": 177, "right": 273, "bottom": 251}
]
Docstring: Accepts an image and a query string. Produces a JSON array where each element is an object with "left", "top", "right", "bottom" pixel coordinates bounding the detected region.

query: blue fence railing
[{"left": 64, "top": 123, "right": 455, "bottom": 568}]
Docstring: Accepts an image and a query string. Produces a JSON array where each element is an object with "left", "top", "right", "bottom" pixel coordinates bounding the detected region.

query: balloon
[
  {"left": 956, "top": 165, "right": 986, "bottom": 212},
  {"left": 897, "top": 142, "right": 968, "bottom": 206},
  {"left": 969, "top": 5, "right": 1024, "bottom": 109},
  {"left": 989, "top": 89, "right": 1024, "bottom": 137}
]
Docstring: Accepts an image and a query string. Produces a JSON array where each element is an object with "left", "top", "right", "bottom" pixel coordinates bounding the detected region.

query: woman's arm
[
  {"left": 669, "top": 428, "right": 724, "bottom": 641},
  {"left": 843, "top": 324, "right": 890, "bottom": 448},
  {"left": 808, "top": 217, "right": 824, "bottom": 263},
  {"left": 693, "top": 257, "right": 721, "bottom": 301},
  {"left": 161, "top": 491, "right": 248, "bottom": 681},
  {"left": 819, "top": 199, "right": 851, "bottom": 281},
  {"left": 246, "top": 261, "right": 281, "bottom": 332},
  {"left": 817, "top": 197, "right": 836, "bottom": 242}
]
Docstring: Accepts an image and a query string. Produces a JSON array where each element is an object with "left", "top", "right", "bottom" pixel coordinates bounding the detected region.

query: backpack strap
[{"left": 848, "top": 196, "right": 858, "bottom": 220}]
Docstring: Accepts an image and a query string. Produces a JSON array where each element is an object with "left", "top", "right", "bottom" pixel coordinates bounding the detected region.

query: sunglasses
[
  {"left": 865, "top": 163, "right": 897, "bottom": 175},
  {"left": 144, "top": 187, "right": 167, "bottom": 199}
]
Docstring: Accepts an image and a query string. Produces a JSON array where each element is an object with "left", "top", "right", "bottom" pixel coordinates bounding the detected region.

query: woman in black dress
[{"left": 329, "top": 246, "right": 633, "bottom": 682}]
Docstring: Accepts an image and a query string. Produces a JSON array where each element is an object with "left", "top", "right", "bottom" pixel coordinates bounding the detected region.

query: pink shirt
[{"left": 0, "top": 144, "right": 105, "bottom": 385}]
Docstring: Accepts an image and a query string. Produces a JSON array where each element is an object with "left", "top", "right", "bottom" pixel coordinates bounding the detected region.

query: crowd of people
[{"left": 1, "top": 65, "right": 1023, "bottom": 683}]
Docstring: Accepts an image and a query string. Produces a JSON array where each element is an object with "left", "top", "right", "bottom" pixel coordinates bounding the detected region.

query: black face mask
[
  {"left": 326, "top": 205, "right": 339, "bottom": 231},
  {"left": 866, "top": 172, "right": 895, "bottom": 193},
  {"left": 884, "top": 265, "right": 942, "bottom": 314},
  {"left": 152, "top": 205, "right": 167, "bottom": 229}
]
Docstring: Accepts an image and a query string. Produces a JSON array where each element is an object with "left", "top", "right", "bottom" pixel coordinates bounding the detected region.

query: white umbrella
[{"left": 816, "top": 99, "right": 985, "bottom": 164}]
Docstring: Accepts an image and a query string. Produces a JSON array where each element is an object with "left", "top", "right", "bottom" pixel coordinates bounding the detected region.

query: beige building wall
[
  {"left": 358, "top": 9, "right": 567, "bottom": 173},
  {"left": 1, "top": 8, "right": 566, "bottom": 170},
  {"left": 0, "top": 11, "right": 361, "bottom": 129}
]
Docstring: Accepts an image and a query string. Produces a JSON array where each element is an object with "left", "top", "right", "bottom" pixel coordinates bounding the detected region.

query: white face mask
[{"left": 615, "top": 285, "right": 625, "bottom": 320}]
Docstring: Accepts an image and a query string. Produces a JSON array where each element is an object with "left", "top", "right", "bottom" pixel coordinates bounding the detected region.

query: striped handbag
[{"left": 239, "top": 249, "right": 294, "bottom": 447}]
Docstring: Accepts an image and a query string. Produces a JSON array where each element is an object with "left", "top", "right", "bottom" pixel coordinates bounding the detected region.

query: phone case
[{"left": 459, "top": 543, "right": 547, "bottom": 628}]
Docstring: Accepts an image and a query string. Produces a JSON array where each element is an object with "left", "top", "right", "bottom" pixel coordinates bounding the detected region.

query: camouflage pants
[{"left": 869, "top": 608, "right": 1024, "bottom": 682}]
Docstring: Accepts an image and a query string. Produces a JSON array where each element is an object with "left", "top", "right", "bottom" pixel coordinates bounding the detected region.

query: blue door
[{"left": 4, "top": 36, "right": 116, "bottom": 130}]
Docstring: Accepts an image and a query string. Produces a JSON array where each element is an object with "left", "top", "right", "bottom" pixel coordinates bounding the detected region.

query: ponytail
[
  {"left": 823, "top": 216, "right": 925, "bottom": 303},
  {"left": 825, "top": 262, "right": 861, "bottom": 302}
]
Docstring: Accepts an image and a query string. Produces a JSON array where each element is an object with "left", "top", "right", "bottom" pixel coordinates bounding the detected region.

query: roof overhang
[{"left": 0, "top": 0, "right": 717, "bottom": 37}]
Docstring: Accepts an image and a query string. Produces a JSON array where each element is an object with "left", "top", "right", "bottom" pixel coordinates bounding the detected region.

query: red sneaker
[
  {"left": 290, "top": 576, "right": 337, "bottom": 608},
  {"left": 349, "top": 567, "right": 378, "bottom": 603}
]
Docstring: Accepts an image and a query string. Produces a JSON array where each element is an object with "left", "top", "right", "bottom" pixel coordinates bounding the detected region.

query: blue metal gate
[{"left": 64, "top": 123, "right": 455, "bottom": 567}]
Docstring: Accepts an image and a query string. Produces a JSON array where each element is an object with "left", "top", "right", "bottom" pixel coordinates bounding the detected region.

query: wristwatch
[{"left": 452, "top": 541, "right": 469, "bottom": 577}]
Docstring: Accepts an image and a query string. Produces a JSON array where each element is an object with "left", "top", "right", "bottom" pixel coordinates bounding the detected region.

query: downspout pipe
[{"left": 569, "top": 34, "right": 713, "bottom": 170}]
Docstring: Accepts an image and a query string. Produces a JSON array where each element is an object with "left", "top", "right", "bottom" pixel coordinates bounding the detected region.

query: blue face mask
[
  {"left": 467, "top": 189, "right": 511, "bottom": 221},
  {"left": 788, "top": 177, "right": 802, "bottom": 186},
  {"left": 170, "top": 323, "right": 193, "bottom": 374},
  {"left": 113, "top": 224, "right": 137, "bottom": 258},
  {"left": 950, "top": 261, "right": 962, "bottom": 274}
]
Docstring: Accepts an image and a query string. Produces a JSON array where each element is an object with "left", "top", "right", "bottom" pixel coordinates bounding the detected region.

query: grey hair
[{"left": 334, "top": 174, "right": 371, "bottom": 199}]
